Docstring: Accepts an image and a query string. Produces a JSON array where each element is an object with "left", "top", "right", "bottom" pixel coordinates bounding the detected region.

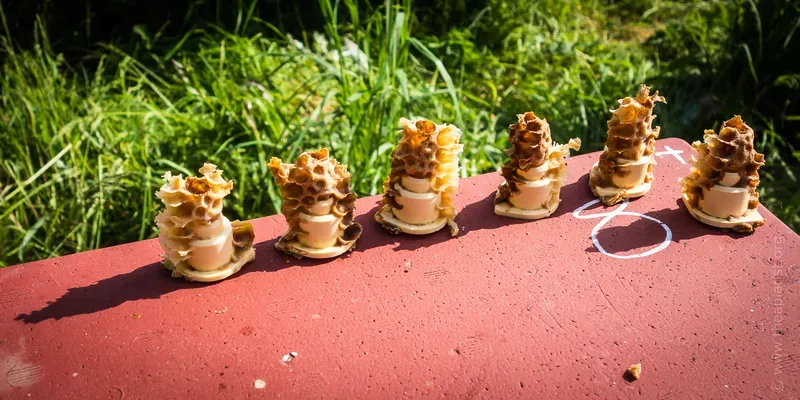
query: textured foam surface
[{"left": 2, "top": 138, "right": 798, "bottom": 399}]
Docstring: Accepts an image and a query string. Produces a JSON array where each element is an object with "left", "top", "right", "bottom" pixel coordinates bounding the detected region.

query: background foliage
[{"left": 1, "top": 0, "right": 798, "bottom": 266}]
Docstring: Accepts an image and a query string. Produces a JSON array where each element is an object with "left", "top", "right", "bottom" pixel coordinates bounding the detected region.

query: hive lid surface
[{"left": 1, "top": 138, "right": 798, "bottom": 399}]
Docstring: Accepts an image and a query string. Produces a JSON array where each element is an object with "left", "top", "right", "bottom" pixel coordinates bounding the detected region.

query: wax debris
[{"left": 627, "top": 363, "right": 642, "bottom": 380}]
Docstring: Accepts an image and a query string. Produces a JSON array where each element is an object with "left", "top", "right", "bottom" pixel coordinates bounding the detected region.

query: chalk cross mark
[{"left": 655, "top": 145, "right": 686, "bottom": 164}]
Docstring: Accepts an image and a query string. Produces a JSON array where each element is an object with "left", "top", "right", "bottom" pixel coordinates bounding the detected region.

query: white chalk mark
[
  {"left": 655, "top": 145, "right": 686, "bottom": 164},
  {"left": 572, "top": 199, "right": 672, "bottom": 259}
]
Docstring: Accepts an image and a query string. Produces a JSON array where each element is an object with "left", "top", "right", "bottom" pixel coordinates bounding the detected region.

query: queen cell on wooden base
[
  {"left": 375, "top": 118, "right": 464, "bottom": 236},
  {"left": 680, "top": 115, "right": 766, "bottom": 233},
  {"left": 269, "top": 149, "right": 363, "bottom": 259},
  {"left": 589, "top": 85, "right": 666, "bottom": 205},
  {"left": 494, "top": 112, "right": 581, "bottom": 219},
  {"left": 155, "top": 164, "right": 256, "bottom": 282}
]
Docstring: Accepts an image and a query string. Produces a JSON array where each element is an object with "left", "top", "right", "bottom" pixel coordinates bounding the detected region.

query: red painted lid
[{"left": 1, "top": 138, "right": 798, "bottom": 399}]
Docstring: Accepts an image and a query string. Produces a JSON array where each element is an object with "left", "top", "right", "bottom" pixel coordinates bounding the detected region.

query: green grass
[{"left": 0, "top": 0, "right": 797, "bottom": 266}]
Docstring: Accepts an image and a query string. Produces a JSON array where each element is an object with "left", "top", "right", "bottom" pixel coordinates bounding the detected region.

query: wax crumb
[
  {"left": 132, "top": 313, "right": 141, "bottom": 319},
  {"left": 254, "top": 379, "right": 266, "bottom": 389},
  {"left": 627, "top": 363, "right": 642, "bottom": 380}
]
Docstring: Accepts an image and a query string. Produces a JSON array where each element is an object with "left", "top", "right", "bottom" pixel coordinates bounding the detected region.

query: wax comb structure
[
  {"left": 156, "top": 164, "right": 255, "bottom": 282},
  {"left": 589, "top": 85, "right": 666, "bottom": 205},
  {"left": 269, "top": 149, "right": 363, "bottom": 258},
  {"left": 681, "top": 115, "right": 766, "bottom": 232},
  {"left": 495, "top": 112, "right": 581, "bottom": 219},
  {"left": 375, "top": 118, "right": 464, "bottom": 236}
]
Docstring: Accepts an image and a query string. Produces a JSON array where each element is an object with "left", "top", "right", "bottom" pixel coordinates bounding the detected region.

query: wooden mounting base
[
  {"left": 682, "top": 195, "right": 765, "bottom": 233},
  {"left": 276, "top": 239, "right": 355, "bottom": 259},
  {"left": 589, "top": 163, "right": 652, "bottom": 205},
  {"left": 375, "top": 206, "right": 448, "bottom": 235},
  {"left": 165, "top": 247, "right": 255, "bottom": 283},
  {"left": 494, "top": 200, "right": 558, "bottom": 220}
]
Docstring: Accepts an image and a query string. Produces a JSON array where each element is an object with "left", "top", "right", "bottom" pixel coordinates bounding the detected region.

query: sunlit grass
[{"left": 0, "top": 0, "right": 796, "bottom": 266}]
